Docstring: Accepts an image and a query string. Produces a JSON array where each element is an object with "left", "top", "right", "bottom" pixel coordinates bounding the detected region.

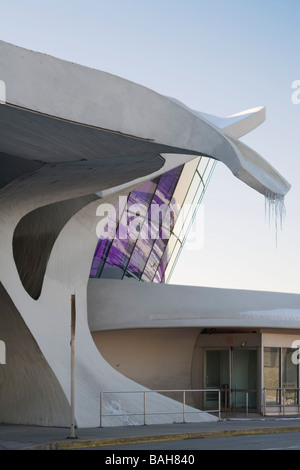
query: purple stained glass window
[
  {"left": 126, "top": 226, "right": 153, "bottom": 278},
  {"left": 127, "top": 179, "right": 158, "bottom": 208},
  {"left": 142, "top": 225, "right": 170, "bottom": 282},
  {"left": 89, "top": 160, "right": 206, "bottom": 282},
  {"left": 89, "top": 176, "right": 160, "bottom": 278}
]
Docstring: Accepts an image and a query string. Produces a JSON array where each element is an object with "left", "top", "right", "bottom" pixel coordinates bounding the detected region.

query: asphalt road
[{"left": 84, "top": 432, "right": 300, "bottom": 451}]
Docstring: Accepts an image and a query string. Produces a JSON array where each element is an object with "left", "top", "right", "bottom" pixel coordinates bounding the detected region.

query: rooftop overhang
[
  {"left": 0, "top": 40, "right": 290, "bottom": 200},
  {"left": 88, "top": 279, "right": 300, "bottom": 331}
]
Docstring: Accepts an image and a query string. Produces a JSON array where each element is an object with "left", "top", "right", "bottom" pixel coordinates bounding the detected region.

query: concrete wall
[
  {"left": 92, "top": 328, "right": 201, "bottom": 393},
  {"left": 262, "top": 330, "right": 300, "bottom": 348}
]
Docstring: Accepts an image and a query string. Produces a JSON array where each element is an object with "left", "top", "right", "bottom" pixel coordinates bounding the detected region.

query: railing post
[
  {"left": 99, "top": 388, "right": 231, "bottom": 426},
  {"left": 144, "top": 391, "right": 146, "bottom": 426},
  {"left": 100, "top": 392, "right": 103, "bottom": 428}
]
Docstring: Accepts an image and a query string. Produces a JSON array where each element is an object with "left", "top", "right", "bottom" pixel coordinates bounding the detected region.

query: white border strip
[{"left": 0, "top": 80, "right": 6, "bottom": 104}]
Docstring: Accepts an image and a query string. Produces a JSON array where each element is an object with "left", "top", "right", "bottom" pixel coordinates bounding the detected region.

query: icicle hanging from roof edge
[{"left": 264, "top": 190, "right": 286, "bottom": 245}]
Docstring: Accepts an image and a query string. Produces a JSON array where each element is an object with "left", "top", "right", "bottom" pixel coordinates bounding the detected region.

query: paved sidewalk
[{"left": 1, "top": 415, "right": 300, "bottom": 450}]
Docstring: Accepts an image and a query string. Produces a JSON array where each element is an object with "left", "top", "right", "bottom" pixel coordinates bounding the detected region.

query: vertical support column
[
  {"left": 100, "top": 392, "right": 103, "bottom": 428},
  {"left": 144, "top": 391, "right": 146, "bottom": 426},
  {"left": 69, "top": 294, "right": 77, "bottom": 439}
]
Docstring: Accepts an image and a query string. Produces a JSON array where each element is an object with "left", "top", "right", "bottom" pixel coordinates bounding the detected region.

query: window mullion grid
[
  {"left": 146, "top": 165, "right": 185, "bottom": 283},
  {"left": 96, "top": 194, "right": 130, "bottom": 278},
  {"left": 122, "top": 178, "right": 160, "bottom": 280}
]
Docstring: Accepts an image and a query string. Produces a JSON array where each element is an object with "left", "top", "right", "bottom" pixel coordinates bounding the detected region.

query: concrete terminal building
[{"left": 0, "top": 41, "right": 299, "bottom": 428}]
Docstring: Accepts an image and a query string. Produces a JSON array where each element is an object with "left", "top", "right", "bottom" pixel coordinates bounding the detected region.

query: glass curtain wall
[
  {"left": 90, "top": 156, "right": 216, "bottom": 283},
  {"left": 264, "top": 347, "right": 299, "bottom": 406}
]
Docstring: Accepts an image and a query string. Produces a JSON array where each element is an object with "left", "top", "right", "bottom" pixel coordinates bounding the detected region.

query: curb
[{"left": 27, "top": 426, "right": 300, "bottom": 450}]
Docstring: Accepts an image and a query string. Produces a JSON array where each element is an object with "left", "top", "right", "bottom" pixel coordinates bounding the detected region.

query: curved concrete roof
[
  {"left": 0, "top": 40, "right": 290, "bottom": 198},
  {"left": 196, "top": 106, "right": 266, "bottom": 138},
  {"left": 88, "top": 279, "right": 300, "bottom": 331}
]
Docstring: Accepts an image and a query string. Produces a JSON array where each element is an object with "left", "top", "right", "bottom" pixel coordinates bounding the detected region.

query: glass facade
[
  {"left": 90, "top": 156, "right": 216, "bottom": 283},
  {"left": 264, "top": 347, "right": 299, "bottom": 406},
  {"left": 204, "top": 348, "right": 257, "bottom": 411}
]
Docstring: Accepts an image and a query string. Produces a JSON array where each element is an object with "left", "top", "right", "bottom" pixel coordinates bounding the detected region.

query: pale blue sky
[{"left": 1, "top": 0, "right": 299, "bottom": 293}]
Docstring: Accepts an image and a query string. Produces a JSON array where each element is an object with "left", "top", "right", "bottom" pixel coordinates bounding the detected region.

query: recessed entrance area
[
  {"left": 191, "top": 331, "right": 261, "bottom": 413},
  {"left": 192, "top": 329, "right": 300, "bottom": 416},
  {"left": 204, "top": 348, "right": 257, "bottom": 411}
]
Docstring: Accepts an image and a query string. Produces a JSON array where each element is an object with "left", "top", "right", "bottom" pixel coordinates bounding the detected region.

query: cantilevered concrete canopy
[
  {"left": 88, "top": 280, "right": 300, "bottom": 331},
  {"left": 0, "top": 41, "right": 293, "bottom": 428},
  {"left": 0, "top": 40, "right": 290, "bottom": 197}
]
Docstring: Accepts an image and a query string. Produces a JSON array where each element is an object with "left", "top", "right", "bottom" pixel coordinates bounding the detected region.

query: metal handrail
[
  {"left": 100, "top": 388, "right": 221, "bottom": 427},
  {"left": 263, "top": 387, "right": 300, "bottom": 416},
  {"left": 230, "top": 388, "right": 257, "bottom": 416}
]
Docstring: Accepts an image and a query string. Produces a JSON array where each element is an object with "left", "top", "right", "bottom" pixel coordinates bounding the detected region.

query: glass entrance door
[
  {"left": 204, "top": 350, "right": 230, "bottom": 410},
  {"left": 204, "top": 348, "right": 257, "bottom": 411},
  {"left": 231, "top": 349, "right": 257, "bottom": 410}
]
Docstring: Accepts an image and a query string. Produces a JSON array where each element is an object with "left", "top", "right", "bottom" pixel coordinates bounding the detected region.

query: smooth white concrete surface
[
  {"left": 0, "top": 41, "right": 293, "bottom": 427},
  {"left": 0, "top": 40, "right": 290, "bottom": 197},
  {"left": 196, "top": 106, "right": 266, "bottom": 138},
  {"left": 0, "top": 165, "right": 218, "bottom": 427},
  {"left": 88, "top": 279, "right": 300, "bottom": 331}
]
